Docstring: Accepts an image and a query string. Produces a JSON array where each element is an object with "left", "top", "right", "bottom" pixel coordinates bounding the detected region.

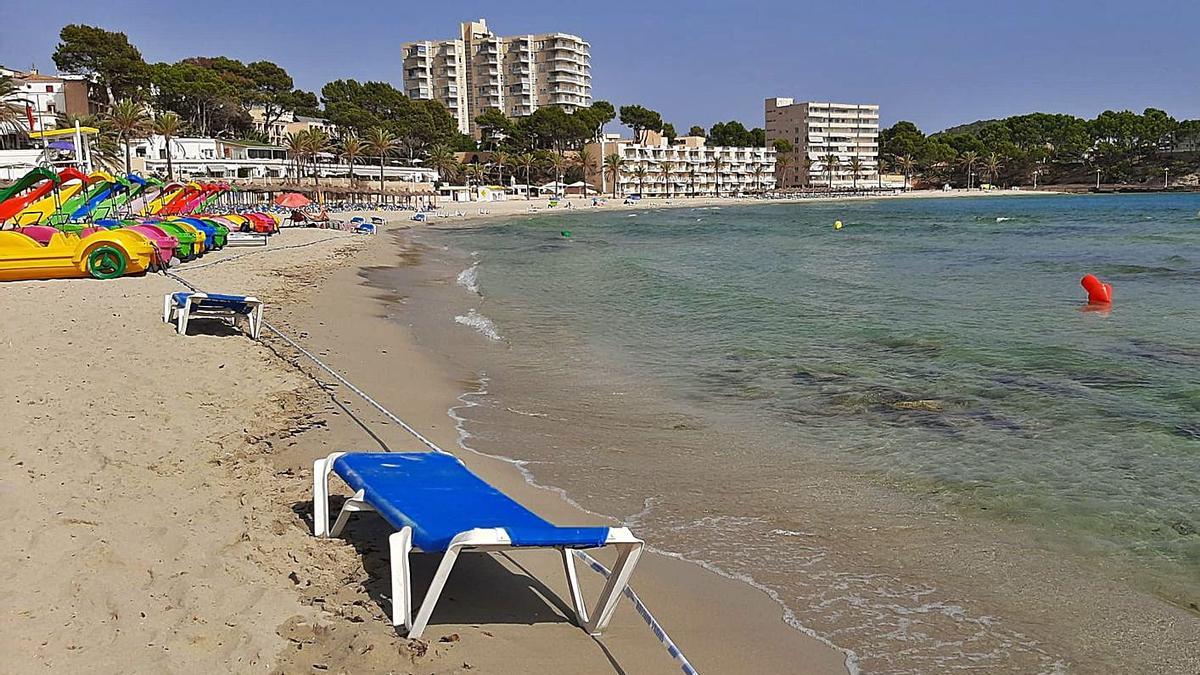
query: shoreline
[
  {"left": 395, "top": 198, "right": 1200, "bottom": 673},
  {"left": 5, "top": 196, "right": 1195, "bottom": 672},
  {"left": 413, "top": 186, "right": 1063, "bottom": 229}
]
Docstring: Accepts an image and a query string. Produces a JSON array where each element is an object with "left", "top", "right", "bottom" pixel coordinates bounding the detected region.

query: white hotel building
[
  {"left": 402, "top": 18, "right": 592, "bottom": 137},
  {"left": 765, "top": 98, "right": 880, "bottom": 188},
  {"left": 589, "top": 131, "right": 776, "bottom": 198}
]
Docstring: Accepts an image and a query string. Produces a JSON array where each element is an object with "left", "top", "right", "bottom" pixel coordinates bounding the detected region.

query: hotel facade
[
  {"left": 401, "top": 19, "right": 591, "bottom": 137},
  {"left": 765, "top": 98, "right": 880, "bottom": 188},
  {"left": 587, "top": 131, "right": 775, "bottom": 198}
]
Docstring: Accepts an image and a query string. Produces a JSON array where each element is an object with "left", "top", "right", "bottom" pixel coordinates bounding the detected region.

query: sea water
[{"left": 408, "top": 194, "right": 1200, "bottom": 672}]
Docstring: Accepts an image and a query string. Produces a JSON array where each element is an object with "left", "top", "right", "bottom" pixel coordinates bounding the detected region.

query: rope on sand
[{"left": 164, "top": 264, "right": 701, "bottom": 675}]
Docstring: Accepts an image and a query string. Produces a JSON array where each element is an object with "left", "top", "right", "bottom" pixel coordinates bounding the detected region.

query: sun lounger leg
[
  {"left": 389, "top": 528, "right": 413, "bottom": 630},
  {"left": 408, "top": 544, "right": 463, "bottom": 639},
  {"left": 251, "top": 303, "right": 264, "bottom": 339},
  {"left": 562, "top": 549, "right": 589, "bottom": 626},
  {"left": 177, "top": 297, "right": 192, "bottom": 335},
  {"left": 162, "top": 294, "right": 173, "bottom": 324},
  {"left": 586, "top": 542, "right": 643, "bottom": 635},
  {"left": 312, "top": 452, "right": 346, "bottom": 537}
]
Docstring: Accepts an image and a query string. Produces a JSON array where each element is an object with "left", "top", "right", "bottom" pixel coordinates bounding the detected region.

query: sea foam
[
  {"left": 456, "top": 262, "right": 481, "bottom": 295},
  {"left": 454, "top": 309, "right": 502, "bottom": 341}
]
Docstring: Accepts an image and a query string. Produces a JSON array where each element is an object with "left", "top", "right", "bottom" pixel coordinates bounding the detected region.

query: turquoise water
[
  {"left": 445, "top": 195, "right": 1200, "bottom": 578},
  {"left": 430, "top": 193, "right": 1200, "bottom": 669}
]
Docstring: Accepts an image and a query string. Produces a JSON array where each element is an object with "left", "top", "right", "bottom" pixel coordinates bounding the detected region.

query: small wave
[
  {"left": 456, "top": 262, "right": 481, "bottom": 295},
  {"left": 996, "top": 216, "right": 1011, "bottom": 222},
  {"left": 454, "top": 309, "right": 502, "bottom": 340}
]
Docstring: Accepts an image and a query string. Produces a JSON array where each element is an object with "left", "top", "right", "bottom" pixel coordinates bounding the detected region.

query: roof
[{"left": 294, "top": 115, "right": 331, "bottom": 124}]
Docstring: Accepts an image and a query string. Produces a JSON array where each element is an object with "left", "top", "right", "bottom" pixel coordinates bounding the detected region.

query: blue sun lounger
[
  {"left": 163, "top": 292, "right": 264, "bottom": 339},
  {"left": 313, "top": 451, "right": 643, "bottom": 638}
]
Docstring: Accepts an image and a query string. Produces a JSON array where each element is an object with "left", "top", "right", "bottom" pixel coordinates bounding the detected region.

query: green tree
[
  {"left": 492, "top": 150, "right": 510, "bottom": 186},
  {"left": 339, "top": 133, "right": 365, "bottom": 184},
  {"left": 574, "top": 100, "right": 615, "bottom": 142},
  {"left": 896, "top": 154, "right": 916, "bottom": 190},
  {"left": 661, "top": 123, "right": 677, "bottom": 142},
  {"left": 751, "top": 163, "right": 766, "bottom": 192},
  {"left": 574, "top": 147, "right": 593, "bottom": 188},
  {"left": 848, "top": 157, "right": 864, "bottom": 189},
  {"left": 0, "top": 76, "right": 29, "bottom": 143},
  {"left": 984, "top": 152, "right": 1004, "bottom": 186},
  {"left": 659, "top": 160, "right": 676, "bottom": 199},
  {"left": 711, "top": 154, "right": 726, "bottom": 195},
  {"left": 820, "top": 153, "right": 840, "bottom": 187},
  {"left": 106, "top": 99, "right": 150, "bottom": 175},
  {"left": 364, "top": 126, "right": 400, "bottom": 199},
  {"left": 152, "top": 111, "right": 183, "bottom": 180},
  {"left": 549, "top": 152, "right": 569, "bottom": 195},
  {"left": 619, "top": 105, "right": 664, "bottom": 144},
  {"left": 53, "top": 25, "right": 150, "bottom": 105},
  {"left": 464, "top": 162, "right": 485, "bottom": 199},
  {"left": 603, "top": 153, "right": 624, "bottom": 199},
  {"left": 516, "top": 152, "right": 537, "bottom": 200},
  {"left": 475, "top": 108, "right": 513, "bottom": 150},
  {"left": 688, "top": 125, "right": 705, "bottom": 137},
  {"left": 960, "top": 150, "right": 980, "bottom": 188},
  {"left": 709, "top": 120, "right": 757, "bottom": 147},
  {"left": 301, "top": 128, "right": 332, "bottom": 187},
  {"left": 425, "top": 144, "right": 459, "bottom": 184},
  {"left": 631, "top": 165, "right": 650, "bottom": 197}
]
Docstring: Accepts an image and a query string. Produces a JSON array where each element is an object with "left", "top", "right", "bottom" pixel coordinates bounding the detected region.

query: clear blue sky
[{"left": 2, "top": 0, "right": 1198, "bottom": 133}]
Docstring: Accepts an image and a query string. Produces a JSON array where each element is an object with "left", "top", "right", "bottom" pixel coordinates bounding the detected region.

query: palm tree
[
  {"left": 106, "top": 99, "right": 150, "bottom": 175},
  {"left": 631, "top": 165, "right": 650, "bottom": 197},
  {"left": 751, "top": 163, "right": 766, "bottom": 192},
  {"left": 659, "top": 159, "right": 677, "bottom": 199},
  {"left": 426, "top": 144, "right": 458, "bottom": 185},
  {"left": 897, "top": 154, "right": 916, "bottom": 190},
  {"left": 338, "top": 133, "right": 365, "bottom": 185},
  {"left": 687, "top": 162, "right": 698, "bottom": 197},
  {"left": 984, "top": 152, "right": 1004, "bottom": 186},
  {"left": 820, "top": 153, "right": 840, "bottom": 188},
  {"left": 549, "top": 152, "right": 569, "bottom": 197},
  {"left": 774, "top": 154, "right": 791, "bottom": 189},
  {"left": 848, "top": 157, "right": 864, "bottom": 189},
  {"left": 283, "top": 132, "right": 307, "bottom": 183},
  {"left": 301, "top": 128, "right": 332, "bottom": 187},
  {"left": 492, "top": 150, "right": 509, "bottom": 186},
  {"left": 464, "top": 162, "right": 485, "bottom": 199},
  {"left": 0, "top": 76, "right": 29, "bottom": 146},
  {"left": 876, "top": 155, "right": 888, "bottom": 189},
  {"left": 364, "top": 127, "right": 399, "bottom": 199},
  {"left": 960, "top": 150, "right": 980, "bottom": 189},
  {"left": 798, "top": 156, "right": 813, "bottom": 187},
  {"left": 711, "top": 154, "right": 726, "bottom": 196},
  {"left": 603, "top": 153, "right": 624, "bottom": 199},
  {"left": 152, "top": 111, "right": 183, "bottom": 181},
  {"left": 517, "top": 152, "right": 537, "bottom": 200},
  {"left": 574, "top": 147, "right": 594, "bottom": 191}
]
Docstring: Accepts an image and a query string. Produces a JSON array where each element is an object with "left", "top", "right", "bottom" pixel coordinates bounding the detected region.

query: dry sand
[{"left": 0, "top": 223, "right": 850, "bottom": 673}]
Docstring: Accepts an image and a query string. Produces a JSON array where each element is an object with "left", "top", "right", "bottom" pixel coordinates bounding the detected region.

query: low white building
[
  {"left": 588, "top": 131, "right": 775, "bottom": 198},
  {"left": 130, "top": 136, "right": 438, "bottom": 183}
]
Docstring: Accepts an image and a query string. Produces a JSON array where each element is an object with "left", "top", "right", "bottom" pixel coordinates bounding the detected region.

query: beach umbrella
[
  {"left": 275, "top": 192, "right": 311, "bottom": 208},
  {"left": 48, "top": 140, "right": 74, "bottom": 151}
]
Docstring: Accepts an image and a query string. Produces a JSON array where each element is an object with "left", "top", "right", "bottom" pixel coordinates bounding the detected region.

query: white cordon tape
[{"left": 165, "top": 268, "right": 700, "bottom": 675}]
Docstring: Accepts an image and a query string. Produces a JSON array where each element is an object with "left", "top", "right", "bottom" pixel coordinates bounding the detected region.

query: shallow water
[{"left": 389, "top": 194, "right": 1200, "bottom": 672}]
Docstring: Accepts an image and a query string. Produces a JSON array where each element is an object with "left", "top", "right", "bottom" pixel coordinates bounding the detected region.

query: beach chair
[
  {"left": 163, "top": 291, "right": 264, "bottom": 339},
  {"left": 313, "top": 451, "right": 643, "bottom": 639}
]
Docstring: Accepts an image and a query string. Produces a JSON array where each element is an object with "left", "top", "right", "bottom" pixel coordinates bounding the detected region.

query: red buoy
[{"left": 1081, "top": 274, "right": 1113, "bottom": 304}]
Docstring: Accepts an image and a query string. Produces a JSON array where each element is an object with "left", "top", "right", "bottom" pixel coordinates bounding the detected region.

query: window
[{"left": 45, "top": 85, "right": 53, "bottom": 93}]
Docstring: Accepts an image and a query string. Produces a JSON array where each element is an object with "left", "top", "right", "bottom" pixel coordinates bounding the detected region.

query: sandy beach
[{"left": 0, "top": 221, "right": 850, "bottom": 672}]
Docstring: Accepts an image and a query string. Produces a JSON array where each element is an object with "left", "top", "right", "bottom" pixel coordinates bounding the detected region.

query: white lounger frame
[
  {"left": 313, "top": 451, "right": 643, "bottom": 639},
  {"left": 163, "top": 292, "right": 264, "bottom": 339}
]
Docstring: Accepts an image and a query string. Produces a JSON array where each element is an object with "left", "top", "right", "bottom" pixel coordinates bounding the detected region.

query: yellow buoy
[{"left": 834, "top": 220, "right": 843, "bottom": 230}]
